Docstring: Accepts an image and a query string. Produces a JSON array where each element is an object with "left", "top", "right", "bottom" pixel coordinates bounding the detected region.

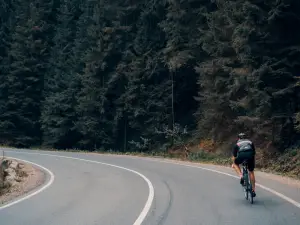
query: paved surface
[{"left": 1, "top": 149, "right": 300, "bottom": 225}]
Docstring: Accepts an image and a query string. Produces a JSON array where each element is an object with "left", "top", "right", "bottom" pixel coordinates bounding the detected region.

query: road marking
[
  {"left": 7, "top": 149, "right": 300, "bottom": 215},
  {"left": 6, "top": 151, "right": 154, "bottom": 225},
  {"left": 0, "top": 157, "right": 55, "bottom": 210},
  {"left": 133, "top": 157, "right": 300, "bottom": 209}
]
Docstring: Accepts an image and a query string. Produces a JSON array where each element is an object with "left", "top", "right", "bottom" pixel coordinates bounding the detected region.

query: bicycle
[{"left": 241, "top": 160, "right": 254, "bottom": 204}]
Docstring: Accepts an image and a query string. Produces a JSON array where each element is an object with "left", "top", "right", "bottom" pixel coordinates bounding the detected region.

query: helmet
[{"left": 238, "top": 133, "right": 246, "bottom": 139}]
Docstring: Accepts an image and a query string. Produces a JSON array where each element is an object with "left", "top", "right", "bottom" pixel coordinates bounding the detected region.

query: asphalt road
[{"left": 1, "top": 149, "right": 300, "bottom": 225}]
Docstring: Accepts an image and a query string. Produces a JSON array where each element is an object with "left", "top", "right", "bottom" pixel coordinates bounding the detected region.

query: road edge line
[
  {"left": 138, "top": 158, "right": 300, "bottom": 209},
  {"left": 6, "top": 151, "right": 154, "bottom": 225}
]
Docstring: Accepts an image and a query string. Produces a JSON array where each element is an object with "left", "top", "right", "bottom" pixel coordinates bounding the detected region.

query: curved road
[{"left": 1, "top": 149, "right": 300, "bottom": 225}]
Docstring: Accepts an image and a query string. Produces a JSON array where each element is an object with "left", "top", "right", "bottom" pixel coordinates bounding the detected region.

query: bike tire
[
  {"left": 244, "top": 174, "right": 249, "bottom": 200},
  {"left": 249, "top": 178, "right": 254, "bottom": 204}
]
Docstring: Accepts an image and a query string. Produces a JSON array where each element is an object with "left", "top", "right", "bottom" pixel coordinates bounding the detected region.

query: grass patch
[{"left": 259, "top": 147, "right": 300, "bottom": 179}]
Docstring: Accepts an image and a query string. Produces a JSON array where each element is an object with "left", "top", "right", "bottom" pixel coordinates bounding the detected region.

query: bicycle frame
[{"left": 242, "top": 161, "right": 253, "bottom": 204}]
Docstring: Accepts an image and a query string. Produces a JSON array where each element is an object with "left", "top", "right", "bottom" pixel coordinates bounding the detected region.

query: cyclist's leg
[
  {"left": 248, "top": 156, "right": 256, "bottom": 195},
  {"left": 233, "top": 156, "right": 244, "bottom": 184},
  {"left": 233, "top": 157, "right": 242, "bottom": 176}
]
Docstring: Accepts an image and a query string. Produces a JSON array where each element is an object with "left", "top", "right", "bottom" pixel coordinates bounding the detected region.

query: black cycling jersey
[{"left": 232, "top": 139, "right": 256, "bottom": 157}]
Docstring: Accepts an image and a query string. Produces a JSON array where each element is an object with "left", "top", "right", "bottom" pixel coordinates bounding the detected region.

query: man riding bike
[{"left": 232, "top": 133, "right": 256, "bottom": 197}]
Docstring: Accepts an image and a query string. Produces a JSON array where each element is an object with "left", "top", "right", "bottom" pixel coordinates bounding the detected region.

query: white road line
[
  {"left": 6, "top": 151, "right": 154, "bottom": 225},
  {"left": 133, "top": 157, "right": 300, "bottom": 209},
  {"left": 8, "top": 149, "right": 300, "bottom": 218},
  {"left": 0, "top": 157, "right": 55, "bottom": 210}
]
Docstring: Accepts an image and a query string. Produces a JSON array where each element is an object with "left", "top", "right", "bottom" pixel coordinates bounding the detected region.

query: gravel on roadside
[{"left": 0, "top": 158, "right": 46, "bottom": 205}]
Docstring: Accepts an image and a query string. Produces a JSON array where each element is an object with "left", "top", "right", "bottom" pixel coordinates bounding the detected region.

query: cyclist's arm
[
  {"left": 252, "top": 143, "right": 256, "bottom": 155},
  {"left": 232, "top": 144, "right": 238, "bottom": 161}
]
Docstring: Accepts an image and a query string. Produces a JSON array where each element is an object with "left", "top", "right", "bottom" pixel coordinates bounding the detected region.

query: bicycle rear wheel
[
  {"left": 243, "top": 173, "right": 249, "bottom": 200},
  {"left": 249, "top": 177, "right": 254, "bottom": 204}
]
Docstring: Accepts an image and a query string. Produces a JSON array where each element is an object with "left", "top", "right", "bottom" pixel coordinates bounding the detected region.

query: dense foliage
[{"left": 0, "top": 0, "right": 299, "bottom": 153}]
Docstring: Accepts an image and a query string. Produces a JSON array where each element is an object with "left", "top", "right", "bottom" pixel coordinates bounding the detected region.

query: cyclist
[{"left": 232, "top": 133, "right": 256, "bottom": 197}]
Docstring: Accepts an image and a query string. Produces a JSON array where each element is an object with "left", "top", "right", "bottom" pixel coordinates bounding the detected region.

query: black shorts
[{"left": 234, "top": 152, "right": 255, "bottom": 172}]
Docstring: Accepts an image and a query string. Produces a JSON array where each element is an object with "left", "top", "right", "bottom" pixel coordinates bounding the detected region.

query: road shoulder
[
  {"left": 92, "top": 152, "right": 300, "bottom": 205},
  {"left": 127, "top": 156, "right": 300, "bottom": 204},
  {"left": 0, "top": 158, "right": 46, "bottom": 205}
]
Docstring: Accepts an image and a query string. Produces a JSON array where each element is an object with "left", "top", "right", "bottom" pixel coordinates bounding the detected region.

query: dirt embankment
[{"left": 0, "top": 158, "right": 46, "bottom": 205}]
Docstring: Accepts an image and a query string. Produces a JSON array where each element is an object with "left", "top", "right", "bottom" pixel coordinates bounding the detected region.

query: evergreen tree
[
  {"left": 0, "top": 0, "right": 299, "bottom": 153},
  {"left": 3, "top": 0, "right": 53, "bottom": 147},
  {"left": 41, "top": 0, "right": 81, "bottom": 148},
  {"left": 0, "top": 0, "right": 15, "bottom": 144}
]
